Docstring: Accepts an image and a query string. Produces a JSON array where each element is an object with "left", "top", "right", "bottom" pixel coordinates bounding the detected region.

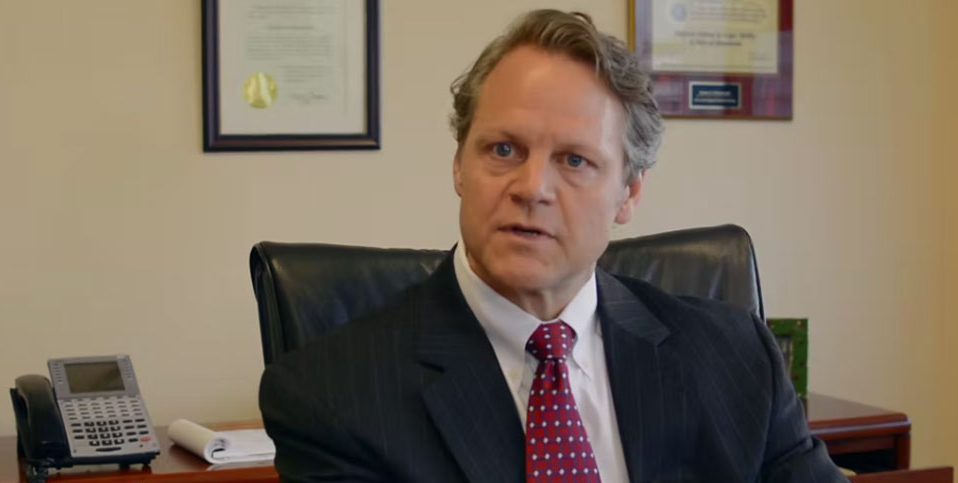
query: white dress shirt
[{"left": 453, "top": 242, "right": 629, "bottom": 483}]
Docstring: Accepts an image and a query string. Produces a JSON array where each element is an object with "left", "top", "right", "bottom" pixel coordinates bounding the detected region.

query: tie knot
[{"left": 526, "top": 321, "right": 576, "bottom": 361}]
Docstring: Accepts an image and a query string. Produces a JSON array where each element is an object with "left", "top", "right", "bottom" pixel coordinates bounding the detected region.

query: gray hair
[{"left": 450, "top": 9, "right": 663, "bottom": 181}]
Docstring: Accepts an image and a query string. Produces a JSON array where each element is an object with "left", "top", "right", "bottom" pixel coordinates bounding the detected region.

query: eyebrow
[
  {"left": 474, "top": 128, "right": 593, "bottom": 150},
  {"left": 471, "top": 126, "right": 611, "bottom": 163},
  {"left": 471, "top": 128, "right": 522, "bottom": 143}
]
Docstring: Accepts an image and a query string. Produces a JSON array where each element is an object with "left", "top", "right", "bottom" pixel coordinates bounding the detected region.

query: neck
[{"left": 466, "top": 255, "right": 591, "bottom": 321}]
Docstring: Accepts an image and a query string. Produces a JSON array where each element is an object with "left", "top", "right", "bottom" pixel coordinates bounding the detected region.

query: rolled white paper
[{"left": 168, "top": 419, "right": 275, "bottom": 464}]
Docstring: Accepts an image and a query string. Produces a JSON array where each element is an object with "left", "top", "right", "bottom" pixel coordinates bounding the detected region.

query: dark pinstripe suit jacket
[{"left": 259, "top": 256, "right": 846, "bottom": 483}]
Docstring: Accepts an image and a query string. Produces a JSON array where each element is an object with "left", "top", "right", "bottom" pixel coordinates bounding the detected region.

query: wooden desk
[
  {"left": 807, "top": 392, "right": 911, "bottom": 472},
  {"left": 0, "top": 393, "right": 911, "bottom": 482},
  {"left": 0, "top": 421, "right": 276, "bottom": 483},
  {"left": 849, "top": 467, "right": 953, "bottom": 483}
]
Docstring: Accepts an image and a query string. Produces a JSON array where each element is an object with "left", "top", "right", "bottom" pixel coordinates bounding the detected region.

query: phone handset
[{"left": 10, "top": 375, "right": 70, "bottom": 481}]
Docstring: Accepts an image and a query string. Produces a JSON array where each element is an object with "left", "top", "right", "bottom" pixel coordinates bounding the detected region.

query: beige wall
[
  {"left": 2, "top": 0, "right": 956, "bottom": 469},
  {"left": 938, "top": 0, "right": 958, "bottom": 468}
]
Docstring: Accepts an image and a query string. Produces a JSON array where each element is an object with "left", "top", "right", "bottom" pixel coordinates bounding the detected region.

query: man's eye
[
  {"left": 566, "top": 154, "right": 586, "bottom": 167},
  {"left": 493, "top": 142, "right": 514, "bottom": 158}
]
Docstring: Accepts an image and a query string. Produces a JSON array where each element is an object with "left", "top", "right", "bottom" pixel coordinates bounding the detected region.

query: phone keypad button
[{"left": 68, "top": 397, "right": 153, "bottom": 453}]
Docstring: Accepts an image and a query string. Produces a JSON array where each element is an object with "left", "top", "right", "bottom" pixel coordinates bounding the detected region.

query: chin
[{"left": 483, "top": 258, "right": 557, "bottom": 294}]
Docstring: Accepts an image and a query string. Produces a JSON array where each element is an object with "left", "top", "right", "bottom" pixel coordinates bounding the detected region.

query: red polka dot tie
[{"left": 525, "top": 321, "right": 602, "bottom": 482}]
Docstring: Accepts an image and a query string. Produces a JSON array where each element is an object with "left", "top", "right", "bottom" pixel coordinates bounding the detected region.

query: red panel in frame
[{"left": 630, "top": 0, "right": 793, "bottom": 120}]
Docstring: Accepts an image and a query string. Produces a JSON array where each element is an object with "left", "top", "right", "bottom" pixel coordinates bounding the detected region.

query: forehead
[{"left": 470, "top": 45, "right": 625, "bottom": 149}]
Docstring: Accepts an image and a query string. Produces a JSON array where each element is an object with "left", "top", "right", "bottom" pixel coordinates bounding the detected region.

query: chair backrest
[{"left": 249, "top": 224, "right": 764, "bottom": 365}]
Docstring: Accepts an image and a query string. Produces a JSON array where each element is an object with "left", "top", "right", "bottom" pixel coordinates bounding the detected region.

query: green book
[{"left": 766, "top": 318, "right": 808, "bottom": 399}]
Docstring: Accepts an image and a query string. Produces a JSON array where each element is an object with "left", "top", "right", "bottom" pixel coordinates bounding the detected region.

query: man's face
[{"left": 454, "top": 45, "right": 643, "bottom": 315}]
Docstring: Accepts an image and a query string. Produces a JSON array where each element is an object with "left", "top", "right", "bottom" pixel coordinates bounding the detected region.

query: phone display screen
[{"left": 64, "top": 361, "right": 125, "bottom": 393}]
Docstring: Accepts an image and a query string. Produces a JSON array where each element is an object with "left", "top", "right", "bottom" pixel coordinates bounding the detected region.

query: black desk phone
[{"left": 9, "top": 355, "right": 160, "bottom": 483}]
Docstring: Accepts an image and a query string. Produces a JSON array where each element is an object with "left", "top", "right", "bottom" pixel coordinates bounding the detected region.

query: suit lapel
[
  {"left": 597, "top": 270, "right": 686, "bottom": 483},
  {"left": 411, "top": 260, "right": 688, "bottom": 483},
  {"left": 415, "top": 258, "right": 525, "bottom": 483}
]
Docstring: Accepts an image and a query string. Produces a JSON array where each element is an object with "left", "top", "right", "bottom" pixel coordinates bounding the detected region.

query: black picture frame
[{"left": 201, "top": 0, "right": 381, "bottom": 152}]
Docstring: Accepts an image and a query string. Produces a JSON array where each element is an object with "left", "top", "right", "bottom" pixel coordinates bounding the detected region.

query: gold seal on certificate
[{"left": 243, "top": 72, "right": 278, "bottom": 109}]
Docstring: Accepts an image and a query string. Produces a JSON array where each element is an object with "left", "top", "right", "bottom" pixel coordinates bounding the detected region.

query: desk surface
[
  {"left": 0, "top": 421, "right": 276, "bottom": 483},
  {"left": 807, "top": 392, "right": 910, "bottom": 439},
  {"left": 806, "top": 393, "right": 912, "bottom": 472},
  {"left": 0, "top": 392, "right": 911, "bottom": 482}
]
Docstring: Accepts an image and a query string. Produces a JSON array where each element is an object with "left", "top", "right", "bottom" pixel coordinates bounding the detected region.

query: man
[{"left": 260, "top": 10, "right": 846, "bottom": 483}]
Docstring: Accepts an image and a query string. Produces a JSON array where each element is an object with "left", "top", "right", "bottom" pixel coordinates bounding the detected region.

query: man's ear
[
  {"left": 613, "top": 170, "right": 645, "bottom": 225},
  {"left": 453, "top": 149, "right": 464, "bottom": 197}
]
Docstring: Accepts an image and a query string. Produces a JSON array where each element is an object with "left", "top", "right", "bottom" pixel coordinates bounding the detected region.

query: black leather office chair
[{"left": 249, "top": 224, "right": 764, "bottom": 365}]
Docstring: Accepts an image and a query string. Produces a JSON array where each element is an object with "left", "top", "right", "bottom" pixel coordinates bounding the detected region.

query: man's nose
[{"left": 509, "top": 153, "right": 556, "bottom": 206}]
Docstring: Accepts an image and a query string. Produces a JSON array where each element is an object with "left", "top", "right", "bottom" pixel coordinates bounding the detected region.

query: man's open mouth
[{"left": 502, "top": 225, "right": 552, "bottom": 238}]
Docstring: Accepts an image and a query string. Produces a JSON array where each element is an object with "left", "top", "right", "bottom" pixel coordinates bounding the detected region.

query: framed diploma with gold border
[
  {"left": 630, "top": 0, "right": 793, "bottom": 119},
  {"left": 202, "top": 0, "right": 380, "bottom": 151}
]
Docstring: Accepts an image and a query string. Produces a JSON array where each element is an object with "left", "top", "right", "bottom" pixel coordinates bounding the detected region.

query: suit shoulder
[
  {"left": 262, "top": 286, "right": 427, "bottom": 400},
  {"left": 609, "top": 275, "right": 782, "bottom": 421},
  {"left": 259, "top": 302, "right": 423, "bottom": 436},
  {"left": 270, "top": 303, "right": 415, "bottom": 372},
  {"left": 609, "top": 274, "right": 763, "bottom": 347}
]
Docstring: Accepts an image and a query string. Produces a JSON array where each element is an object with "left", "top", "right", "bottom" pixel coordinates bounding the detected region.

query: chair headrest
[{"left": 250, "top": 224, "right": 763, "bottom": 364}]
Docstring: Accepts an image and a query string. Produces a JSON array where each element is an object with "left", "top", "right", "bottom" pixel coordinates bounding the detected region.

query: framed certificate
[
  {"left": 630, "top": 0, "right": 793, "bottom": 119},
  {"left": 202, "top": 0, "right": 380, "bottom": 151}
]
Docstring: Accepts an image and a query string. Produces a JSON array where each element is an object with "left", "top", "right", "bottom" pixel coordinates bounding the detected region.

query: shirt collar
[{"left": 452, "top": 240, "right": 598, "bottom": 380}]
